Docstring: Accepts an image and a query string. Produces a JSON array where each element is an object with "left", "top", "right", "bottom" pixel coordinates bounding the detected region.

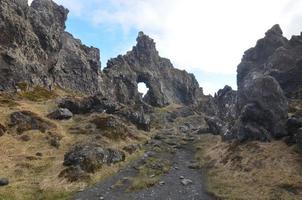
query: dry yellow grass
[
  {"left": 0, "top": 90, "right": 150, "bottom": 200},
  {"left": 196, "top": 134, "right": 302, "bottom": 200}
]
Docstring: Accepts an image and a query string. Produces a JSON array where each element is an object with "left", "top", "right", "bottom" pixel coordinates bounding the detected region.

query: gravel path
[{"left": 74, "top": 135, "right": 214, "bottom": 200}]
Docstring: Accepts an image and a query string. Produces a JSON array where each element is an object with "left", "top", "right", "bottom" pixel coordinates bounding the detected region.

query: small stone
[
  {"left": 181, "top": 179, "right": 193, "bottom": 186},
  {"left": 99, "top": 196, "right": 104, "bottom": 200},
  {"left": 36, "top": 152, "right": 43, "bottom": 157},
  {"left": 20, "top": 134, "right": 31, "bottom": 142},
  {"left": 47, "top": 108, "right": 73, "bottom": 120},
  {"left": 180, "top": 176, "right": 184, "bottom": 179},
  {"left": 188, "top": 163, "right": 200, "bottom": 169},
  {"left": 0, "top": 178, "right": 9, "bottom": 186},
  {"left": 159, "top": 181, "right": 165, "bottom": 185},
  {"left": 149, "top": 174, "right": 156, "bottom": 178}
]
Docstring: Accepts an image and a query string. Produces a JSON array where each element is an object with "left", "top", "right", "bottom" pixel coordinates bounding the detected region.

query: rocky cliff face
[
  {"left": 103, "top": 32, "right": 202, "bottom": 107},
  {"left": 208, "top": 25, "right": 302, "bottom": 142},
  {"left": 238, "top": 24, "right": 302, "bottom": 99},
  {"left": 0, "top": 0, "right": 202, "bottom": 108},
  {"left": 0, "top": 0, "right": 102, "bottom": 94}
]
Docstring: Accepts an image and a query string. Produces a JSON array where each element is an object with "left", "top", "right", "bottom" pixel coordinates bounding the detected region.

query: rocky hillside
[{"left": 1, "top": 0, "right": 302, "bottom": 199}]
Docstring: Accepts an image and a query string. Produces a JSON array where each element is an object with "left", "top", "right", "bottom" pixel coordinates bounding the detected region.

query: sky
[{"left": 28, "top": 0, "right": 302, "bottom": 95}]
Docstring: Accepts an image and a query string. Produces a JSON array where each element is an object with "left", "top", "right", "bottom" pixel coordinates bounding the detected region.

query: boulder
[
  {"left": 119, "top": 108, "right": 151, "bottom": 131},
  {"left": 69, "top": 114, "right": 129, "bottom": 140},
  {"left": 59, "top": 95, "right": 122, "bottom": 115},
  {"left": 287, "top": 117, "right": 302, "bottom": 135},
  {"left": 234, "top": 73, "right": 288, "bottom": 141},
  {"left": 63, "top": 143, "right": 125, "bottom": 173},
  {"left": 10, "top": 111, "right": 56, "bottom": 134},
  {"left": 47, "top": 108, "right": 73, "bottom": 120},
  {"left": 204, "top": 116, "right": 227, "bottom": 135},
  {"left": 0, "top": 178, "right": 9, "bottom": 186}
]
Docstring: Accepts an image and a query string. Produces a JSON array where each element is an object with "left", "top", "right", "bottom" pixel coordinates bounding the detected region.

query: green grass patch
[{"left": 128, "top": 157, "right": 171, "bottom": 191}]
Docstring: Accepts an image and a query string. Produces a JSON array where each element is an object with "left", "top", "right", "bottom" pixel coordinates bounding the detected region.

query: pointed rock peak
[
  {"left": 134, "top": 31, "right": 158, "bottom": 56},
  {"left": 265, "top": 24, "right": 283, "bottom": 37}
]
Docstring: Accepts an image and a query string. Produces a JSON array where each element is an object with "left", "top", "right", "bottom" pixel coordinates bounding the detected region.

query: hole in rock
[{"left": 138, "top": 82, "right": 149, "bottom": 97}]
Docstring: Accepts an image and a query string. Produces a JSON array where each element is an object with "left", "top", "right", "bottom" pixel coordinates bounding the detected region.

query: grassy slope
[
  {"left": 196, "top": 134, "right": 302, "bottom": 200},
  {"left": 0, "top": 88, "right": 149, "bottom": 200}
]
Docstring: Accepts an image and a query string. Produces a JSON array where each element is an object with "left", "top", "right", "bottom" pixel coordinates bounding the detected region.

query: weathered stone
[
  {"left": 63, "top": 143, "right": 125, "bottom": 173},
  {"left": 181, "top": 179, "right": 193, "bottom": 186},
  {"left": 10, "top": 111, "right": 56, "bottom": 134},
  {"left": 0, "top": 0, "right": 102, "bottom": 94},
  {"left": 287, "top": 117, "right": 302, "bottom": 135},
  {"left": 214, "top": 85, "right": 237, "bottom": 123},
  {"left": 0, "top": 178, "right": 9, "bottom": 186},
  {"left": 234, "top": 72, "right": 288, "bottom": 141},
  {"left": 103, "top": 32, "right": 202, "bottom": 107},
  {"left": 69, "top": 114, "right": 129, "bottom": 140},
  {"left": 47, "top": 108, "right": 73, "bottom": 120},
  {"left": 59, "top": 96, "right": 122, "bottom": 115}
]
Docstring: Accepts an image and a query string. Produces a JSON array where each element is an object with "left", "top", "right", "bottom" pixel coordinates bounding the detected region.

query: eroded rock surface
[
  {"left": 0, "top": 0, "right": 102, "bottom": 94},
  {"left": 103, "top": 32, "right": 202, "bottom": 107},
  {"left": 9, "top": 110, "right": 56, "bottom": 134}
]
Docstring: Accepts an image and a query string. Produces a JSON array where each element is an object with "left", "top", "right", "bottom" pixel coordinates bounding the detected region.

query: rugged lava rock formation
[
  {"left": 103, "top": 32, "right": 202, "bottom": 107},
  {"left": 0, "top": 0, "right": 202, "bottom": 108},
  {"left": 0, "top": 0, "right": 102, "bottom": 94},
  {"left": 209, "top": 25, "right": 302, "bottom": 142}
]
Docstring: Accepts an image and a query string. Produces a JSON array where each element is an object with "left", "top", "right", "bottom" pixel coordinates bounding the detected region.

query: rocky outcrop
[
  {"left": 0, "top": 0, "right": 102, "bottom": 94},
  {"left": 214, "top": 85, "right": 237, "bottom": 123},
  {"left": 63, "top": 143, "right": 125, "bottom": 173},
  {"left": 103, "top": 32, "right": 202, "bottom": 107},
  {"left": 237, "top": 24, "right": 302, "bottom": 99},
  {"left": 220, "top": 25, "right": 294, "bottom": 142},
  {"left": 9, "top": 111, "right": 56, "bottom": 134}
]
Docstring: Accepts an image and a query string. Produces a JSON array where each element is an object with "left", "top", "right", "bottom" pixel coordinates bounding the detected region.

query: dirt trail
[{"left": 74, "top": 131, "right": 214, "bottom": 200}]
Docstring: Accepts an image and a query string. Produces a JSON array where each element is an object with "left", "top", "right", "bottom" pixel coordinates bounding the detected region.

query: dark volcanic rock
[
  {"left": 237, "top": 24, "right": 302, "bottom": 99},
  {"left": 0, "top": 0, "right": 102, "bottom": 94},
  {"left": 47, "top": 108, "right": 73, "bottom": 120},
  {"left": 231, "top": 73, "right": 288, "bottom": 141},
  {"left": 59, "top": 95, "right": 122, "bottom": 115},
  {"left": 119, "top": 107, "right": 151, "bottom": 131},
  {"left": 63, "top": 143, "right": 125, "bottom": 173},
  {"left": 214, "top": 85, "right": 237, "bottom": 123},
  {"left": 10, "top": 111, "right": 56, "bottom": 134},
  {"left": 103, "top": 32, "right": 202, "bottom": 107},
  {"left": 69, "top": 114, "right": 130, "bottom": 140},
  {"left": 0, "top": 178, "right": 9, "bottom": 186},
  {"left": 225, "top": 25, "right": 296, "bottom": 142}
]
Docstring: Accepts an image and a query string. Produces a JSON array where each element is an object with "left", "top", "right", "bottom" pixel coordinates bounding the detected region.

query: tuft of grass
[
  {"left": 21, "top": 87, "right": 57, "bottom": 102},
  {"left": 128, "top": 157, "right": 171, "bottom": 191},
  {"left": 16, "top": 82, "right": 29, "bottom": 91}
]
